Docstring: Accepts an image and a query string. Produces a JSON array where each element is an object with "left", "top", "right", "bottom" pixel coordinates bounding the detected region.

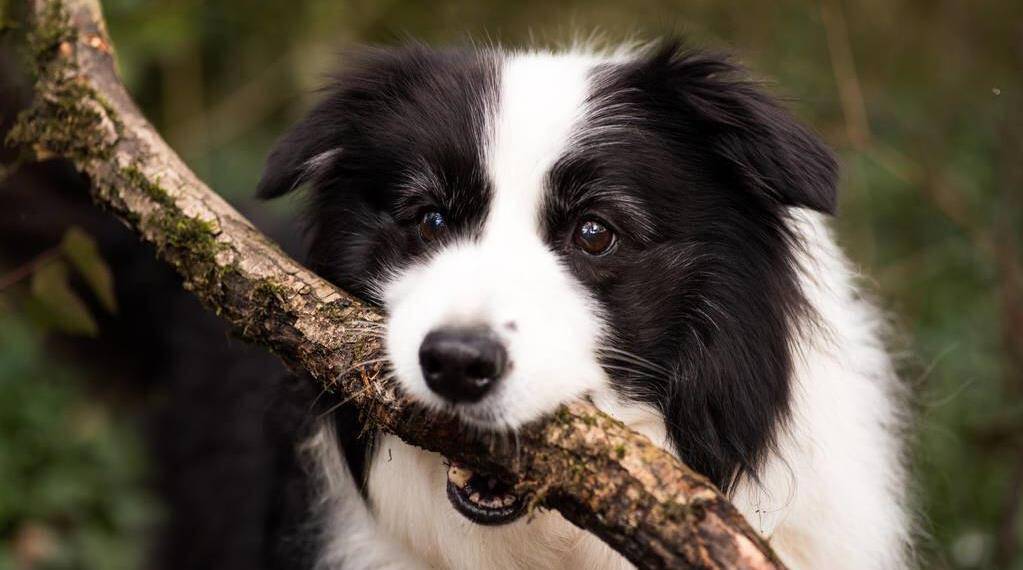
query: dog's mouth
[{"left": 445, "top": 460, "right": 525, "bottom": 525}]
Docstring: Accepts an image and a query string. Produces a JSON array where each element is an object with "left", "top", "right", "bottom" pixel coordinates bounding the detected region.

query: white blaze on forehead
[
  {"left": 485, "top": 52, "right": 598, "bottom": 238},
  {"left": 382, "top": 52, "right": 618, "bottom": 428}
]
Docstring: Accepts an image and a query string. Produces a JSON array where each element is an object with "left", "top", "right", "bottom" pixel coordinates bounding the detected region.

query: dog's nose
[{"left": 419, "top": 327, "right": 507, "bottom": 403}]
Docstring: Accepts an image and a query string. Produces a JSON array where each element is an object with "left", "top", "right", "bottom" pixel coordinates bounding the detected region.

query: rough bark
[{"left": 5, "top": 1, "right": 787, "bottom": 568}]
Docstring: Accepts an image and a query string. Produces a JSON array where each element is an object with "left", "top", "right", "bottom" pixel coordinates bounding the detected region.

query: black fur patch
[
  {"left": 545, "top": 42, "right": 836, "bottom": 491},
  {"left": 258, "top": 44, "right": 500, "bottom": 301}
]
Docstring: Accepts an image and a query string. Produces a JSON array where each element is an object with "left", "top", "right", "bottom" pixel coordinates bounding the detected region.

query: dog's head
[{"left": 259, "top": 41, "right": 836, "bottom": 500}]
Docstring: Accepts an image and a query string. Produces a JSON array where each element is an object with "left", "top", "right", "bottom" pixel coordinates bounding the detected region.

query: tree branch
[{"left": 6, "top": 1, "right": 786, "bottom": 568}]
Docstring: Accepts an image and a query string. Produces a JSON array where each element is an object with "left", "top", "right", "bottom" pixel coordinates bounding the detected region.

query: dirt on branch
[{"left": 5, "top": 1, "right": 787, "bottom": 568}]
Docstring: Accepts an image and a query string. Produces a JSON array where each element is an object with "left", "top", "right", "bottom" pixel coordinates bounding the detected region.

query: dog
[{"left": 257, "top": 40, "right": 911, "bottom": 569}]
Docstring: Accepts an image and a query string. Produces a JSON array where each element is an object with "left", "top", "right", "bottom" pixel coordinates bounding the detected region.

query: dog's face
[{"left": 259, "top": 43, "right": 836, "bottom": 510}]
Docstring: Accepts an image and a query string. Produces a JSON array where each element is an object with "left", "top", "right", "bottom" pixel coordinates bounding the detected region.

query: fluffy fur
[{"left": 259, "top": 41, "right": 910, "bottom": 569}]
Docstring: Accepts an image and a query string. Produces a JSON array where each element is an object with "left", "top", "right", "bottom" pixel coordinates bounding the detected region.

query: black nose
[{"left": 419, "top": 327, "right": 507, "bottom": 404}]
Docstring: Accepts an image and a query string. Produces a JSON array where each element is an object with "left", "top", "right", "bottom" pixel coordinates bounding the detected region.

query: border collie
[{"left": 257, "top": 41, "right": 910, "bottom": 569}]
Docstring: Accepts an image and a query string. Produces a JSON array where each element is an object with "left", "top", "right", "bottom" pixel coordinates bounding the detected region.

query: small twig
[
  {"left": 996, "top": 452, "right": 1023, "bottom": 567},
  {"left": 0, "top": 246, "right": 59, "bottom": 291},
  {"left": 993, "top": 96, "right": 1023, "bottom": 566},
  {"left": 866, "top": 143, "right": 993, "bottom": 256},
  {"left": 164, "top": 0, "right": 404, "bottom": 158},
  {"left": 819, "top": 0, "right": 871, "bottom": 149}
]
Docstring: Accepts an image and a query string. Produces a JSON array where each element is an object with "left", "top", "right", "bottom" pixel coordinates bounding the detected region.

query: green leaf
[
  {"left": 60, "top": 226, "right": 117, "bottom": 313},
  {"left": 29, "top": 259, "right": 99, "bottom": 337}
]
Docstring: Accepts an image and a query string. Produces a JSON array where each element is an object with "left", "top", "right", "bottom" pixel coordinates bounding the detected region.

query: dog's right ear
[
  {"left": 258, "top": 45, "right": 450, "bottom": 200},
  {"left": 256, "top": 103, "right": 344, "bottom": 199},
  {"left": 257, "top": 45, "right": 429, "bottom": 200}
]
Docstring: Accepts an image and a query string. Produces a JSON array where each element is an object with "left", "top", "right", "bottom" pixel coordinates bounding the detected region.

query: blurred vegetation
[
  {"left": 1, "top": 0, "right": 1021, "bottom": 568},
  {"left": 0, "top": 312, "right": 155, "bottom": 570}
]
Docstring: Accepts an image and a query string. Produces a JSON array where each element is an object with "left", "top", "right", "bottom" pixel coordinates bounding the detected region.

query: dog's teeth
[
  {"left": 482, "top": 496, "right": 503, "bottom": 508},
  {"left": 447, "top": 459, "right": 520, "bottom": 512},
  {"left": 447, "top": 463, "right": 473, "bottom": 489}
]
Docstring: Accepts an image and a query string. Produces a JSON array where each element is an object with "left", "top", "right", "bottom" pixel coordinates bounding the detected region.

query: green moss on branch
[
  {"left": 123, "top": 165, "right": 175, "bottom": 207},
  {"left": 7, "top": 2, "right": 120, "bottom": 163}
]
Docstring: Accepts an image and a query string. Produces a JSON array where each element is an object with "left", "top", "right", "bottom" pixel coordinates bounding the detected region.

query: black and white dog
[{"left": 258, "top": 41, "right": 910, "bottom": 569}]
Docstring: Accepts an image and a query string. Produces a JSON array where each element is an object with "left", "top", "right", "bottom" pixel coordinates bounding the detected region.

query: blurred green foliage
[
  {"left": 1, "top": 0, "right": 1021, "bottom": 568},
  {"left": 0, "top": 313, "right": 155, "bottom": 569},
  {"left": 13, "top": 227, "right": 119, "bottom": 338}
]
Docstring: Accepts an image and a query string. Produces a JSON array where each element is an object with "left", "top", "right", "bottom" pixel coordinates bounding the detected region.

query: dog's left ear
[
  {"left": 256, "top": 102, "right": 344, "bottom": 199},
  {"left": 645, "top": 42, "right": 839, "bottom": 214}
]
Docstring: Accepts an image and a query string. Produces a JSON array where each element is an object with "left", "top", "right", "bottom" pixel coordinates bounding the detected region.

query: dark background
[{"left": 1, "top": 1, "right": 1021, "bottom": 568}]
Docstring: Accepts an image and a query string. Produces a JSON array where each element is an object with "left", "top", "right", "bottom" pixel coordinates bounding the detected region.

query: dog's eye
[
  {"left": 419, "top": 210, "right": 448, "bottom": 242},
  {"left": 573, "top": 218, "right": 615, "bottom": 255}
]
